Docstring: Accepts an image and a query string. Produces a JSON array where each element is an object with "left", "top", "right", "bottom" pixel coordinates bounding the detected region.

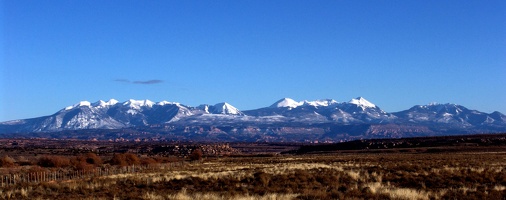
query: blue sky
[{"left": 1, "top": 0, "right": 505, "bottom": 121}]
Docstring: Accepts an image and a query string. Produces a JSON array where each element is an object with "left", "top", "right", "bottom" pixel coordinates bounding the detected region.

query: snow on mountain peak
[
  {"left": 106, "top": 99, "right": 119, "bottom": 105},
  {"left": 348, "top": 97, "right": 376, "bottom": 108},
  {"left": 212, "top": 102, "right": 242, "bottom": 115},
  {"left": 93, "top": 99, "right": 119, "bottom": 107},
  {"left": 157, "top": 101, "right": 179, "bottom": 106},
  {"left": 65, "top": 101, "right": 91, "bottom": 110},
  {"left": 270, "top": 98, "right": 302, "bottom": 108},
  {"left": 303, "top": 99, "right": 338, "bottom": 107},
  {"left": 77, "top": 101, "right": 91, "bottom": 107},
  {"left": 123, "top": 99, "right": 155, "bottom": 108},
  {"left": 424, "top": 102, "right": 460, "bottom": 109}
]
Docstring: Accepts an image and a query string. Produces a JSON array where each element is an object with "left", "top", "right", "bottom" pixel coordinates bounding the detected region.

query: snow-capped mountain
[
  {"left": 0, "top": 99, "right": 198, "bottom": 132},
  {"left": 1, "top": 97, "right": 505, "bottom": 140},
  {"left": 2, "top": 99, "right": 126, "bottom": 132},
  {"left": 392, "top": 103, "right": 506, "bottom": 127},
  {"left": 245, "top": 97, "right": 394, "bottom": 123}
]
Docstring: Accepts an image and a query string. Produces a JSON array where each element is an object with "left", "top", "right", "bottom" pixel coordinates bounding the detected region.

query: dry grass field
[{"left": 0, "top": 150, "right": 505, "bottom": 200}]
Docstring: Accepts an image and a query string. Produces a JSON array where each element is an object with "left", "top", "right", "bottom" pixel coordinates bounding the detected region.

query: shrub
[
  {"left": 153, "top": 156, "right": 180, "bottom": 163},
  {"left": 71, "top": 153, "right": 103, "bottom": 170},
  {"left": 110, "top": 154, "right": 127, "bottom": 166},
  {"left": 140, "top": 157, "right": 158, "bottom": 165},
  {"left": 0, "top": 155, "right": 16, "bottom": 167},
  {"left": 73, "top": 161, "right": 94, "bottom": 171},
  {"left": 124, "top": 153, "right": 141, "bottom": 165},
  {"left": 110, "top": 153, "right": 140, "bottom": 166},
  {"left": 28, "top": 165, "right": 47, "bottom": 173},
  {"left": 16, "top": 156, "right": 32, "bottom": 166},
  {"left": 189, "top": 149, "right": 203, "bottom": 161},
  {"left": 37, "top": 156, "right": 71, "bottom": 168},
  {"left": 83, "top": 153, "right": 102, "bottom": 165},
  {"left": 253, "top": 171, "right": 270, "bottom": 187}
]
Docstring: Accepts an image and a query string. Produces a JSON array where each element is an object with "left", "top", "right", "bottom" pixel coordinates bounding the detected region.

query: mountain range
[{"left": 1, "top": 97, "right": 505, "bottom": 142}]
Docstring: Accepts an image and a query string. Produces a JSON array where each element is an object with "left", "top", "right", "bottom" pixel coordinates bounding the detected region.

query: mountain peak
[
  {"left": 214, "top": 102, "right": 233, "bottom": 107},
  {"left": 348, "top": 97, "right": 376, "bottom": 108},
  {"left": 123, "top": 99, "right": 155, "bottom": 108},
  {"left": 93, "top": 99, "right": 119, "bottom": 107},
  {"left": 106, "top": 99, "right": 119, "bottom": 104},
  {"left": 270, "top": 98, "right": 302, "bottom": 108},
  {"left": 64, "top": 101, "right": 91, "bottom": 110},
  {"left": 77, "top": 101, "right": 91, "bottom": 107},
  {"left": 428, "top": 102, "right": 440, "bottom": 106},
  {"left": 211, "top": 102, "right": 242, "bottom": 115}
]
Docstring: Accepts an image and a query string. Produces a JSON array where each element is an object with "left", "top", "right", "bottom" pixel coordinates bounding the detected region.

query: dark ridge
[{"left": 294, "top": 133, "right": 506, "bottom": 154}]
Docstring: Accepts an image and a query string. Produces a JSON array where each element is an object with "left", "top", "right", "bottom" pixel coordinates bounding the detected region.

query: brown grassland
[{"left": 0, "top": 149, "right": 505, "bottom": 199}]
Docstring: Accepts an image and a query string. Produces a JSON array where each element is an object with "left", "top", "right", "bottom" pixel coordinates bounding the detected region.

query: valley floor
[{"left": 1, "top": 150, "right": 505, "bottom": 200}]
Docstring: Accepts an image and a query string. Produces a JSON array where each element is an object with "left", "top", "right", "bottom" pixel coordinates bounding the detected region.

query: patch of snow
[
  {"left": 484, "top": 116, "right": 494, "bottom": 123},
  {"left": 127, "top": 110, "right": 138, "bottom": 115},
  {"left": 443, "top": 113, "right": 453, "bottom": 117},
  {"left": 0, "top": 120, "right": 26, "bottom": 125}
]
